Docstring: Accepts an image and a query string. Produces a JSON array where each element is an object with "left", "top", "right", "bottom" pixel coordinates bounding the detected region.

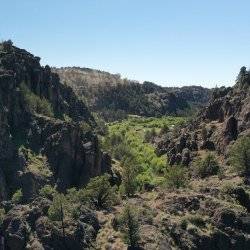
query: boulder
[
  {"left": 79, "top": 213, "right": 100, "bottom": 232},
  {"left": 213, "top": 208, "right": 237, "bottom": 228},
  {"left": 223, "top": 116, "right": 238, "bottom": 141},
  {"left": 200, "top": 140, "right": 215, "bottom": 150},
  {"left": 3, "top": 216, "right": 29, "bottom": 250},
  {"left": 181, "top": 148, "right": 191, "bottom": 166}
]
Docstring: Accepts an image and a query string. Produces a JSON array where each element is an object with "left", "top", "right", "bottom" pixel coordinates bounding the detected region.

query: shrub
[
  {"left": 48, "top": 193, "right": 67, "bottom": 221},
  {"left": 113, "top": 143, "right": 132, "bottom": 161},
  {"left": 201, "top": 125, "right": 207, "bottom": 141},
  {"left": 118, "top": 205, "right": 140, "bottom": 248},
  {"left": 180, "top": 214, "right": 206, "bottom": 229},
  {"left": 180, "top": 218, "right": 188, "bottom": 229},
  {"left": 2, "top": 40, "right": 13, "bottom": 51},
  {"left": 81, "top": 174, "right": 116, "bottom": 209},
  {"left": 160, "top": 124, "right": 169, "bottom": 135},
  {"left": 136, "top": 171, "right": 153, "bottom": 191},
  {"left": 20, "top": 82, "right": 54, "bottom": 117},
  {"left": 144, "top": 128, "right": 156, "bottom": 143},
  {"left": 48, "top": 193, "right": 69, "bottom": 237},
  {"left": 229, "top": 136, "right": 250, "bottom": 175},
  {"left": 138, "top": 207, "right": 155, "bottom": 225},
  {"left": 79, "top": 121, "right": 91, "bottom": 133},
  {"left": 187, "top": 214, "right": 206, "bottom": 227},
  {"left": 36, "top": 97, "right": 54, "bottom": 116},
  {"left": 63, "top": 114, "right": 72, "bottom": 122},
  {"left": 39, "top": 185, "right": 56, "bottom": 199},
  {"left": 121, "top": 156, "right": 138, "bottom": 197},
  {"left": 12, "top": 189, "right": 23, "bottom": 204},
  {"left": 18, "top": 147, "right": 52, "bottom": 177},
  {"left": 192, "top": 154, "right": 220, "bottom": 178},
  {"left": 165, "top": 165, "right": 187, "bottom": 189},
  {"left": 94, "top": 115, "right": 108, "bottom": 135},
  {"left": 109, "top": 133, "right": 123, "bottom": 146},
  {"left": 151, "top": 157, "right": 165, "bottom": 174}
]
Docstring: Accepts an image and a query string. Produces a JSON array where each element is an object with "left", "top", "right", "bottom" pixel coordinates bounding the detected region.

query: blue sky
[{"left": 1, "top": 0, "right": 250, "bottom": 87}]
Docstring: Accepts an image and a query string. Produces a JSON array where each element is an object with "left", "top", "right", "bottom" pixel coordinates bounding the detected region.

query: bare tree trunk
[{"left": 60, "top": 201, "right": 65, "bottom": 239}]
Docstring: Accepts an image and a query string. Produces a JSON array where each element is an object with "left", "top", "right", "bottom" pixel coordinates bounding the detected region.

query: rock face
[
  {"left": 157, "top": 67, "right": 250, "bottom": 165},
  {"left": 0, "top": 41, "right": 111, "bottom": 200},
  {"left": 53, "top": 67, "right": 212, "bottom": 121}
]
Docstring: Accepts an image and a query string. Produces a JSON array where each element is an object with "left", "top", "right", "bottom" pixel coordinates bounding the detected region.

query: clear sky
[{"left": 1, "top": 0, "right": 250, "bottom": 87}]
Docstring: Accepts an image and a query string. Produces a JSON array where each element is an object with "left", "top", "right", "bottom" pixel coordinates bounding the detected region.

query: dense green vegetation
[
  {"left": 192, "top": 153, "right": 221, "bottom": 178},
  {"left": 20, "top": 82, "right": 54, "bottom": 117},
  {"left": 55, "top": 67, "right": 212, "bottom": 122},
  {"left": 102, "top": 116, "right": 186, "bottom": 190},
  {"left": 229, "top": 136, "right": 250, "bottom": 175},
  {"left": 81, "top": 174, "right": 117, "bottom": 209},
  {"left": 47, "top": 174, "right": 117, "bottom": 223}
]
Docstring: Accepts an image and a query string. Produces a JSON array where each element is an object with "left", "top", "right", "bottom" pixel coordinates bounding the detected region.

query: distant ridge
[{"left": 53, "top": 67, "right": 212, "bottom": 121}]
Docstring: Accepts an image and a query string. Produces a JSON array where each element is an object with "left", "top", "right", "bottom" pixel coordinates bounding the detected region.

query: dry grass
[{"left": 96, "top": 210, "right": 127, "bottom": 250}]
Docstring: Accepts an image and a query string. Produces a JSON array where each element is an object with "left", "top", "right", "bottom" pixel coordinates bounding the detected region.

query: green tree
[
  {"left": 165, "top": 165, "right": 187, "bottom": 189},
  {"left": 160, "top": 124, "right": 169, "bottom": 135},
  {"left": 48, "top": 193, "right": 67, "bottom": 240},
  {"left": 113, "top": 142, "right": 132, "bottom": 161},
  {"left": 144, "top": 128, "right": 156, "bottom": 143},
  {"left": 192, "top": 154, "right": 220, "bottom": 178},
  {"left": 81, "top": 174, "right": 116, "bottom": 209},
  {"left": 237, "top": 66, "right": 247, "bottom": 85},
  {"left": 121, "top": 156, "right": 138, "bottom": 197},
  {"left": 39, "top": 185, "right": 56, "bottom": 200},
  {"left": 11, "top": 189, "right": 23, "bottom": 204},
  {"left": 48, "top": 193, "right": 66, "bottom": 221},
  {"left": 20, "top": 82, "right": 54, "bottom": 117},
  {"left": 119, "top": 205, "right": 140, "bottom": 248},
  {"left": 229, "top": 136, "right": 250, "bottom": 175}
]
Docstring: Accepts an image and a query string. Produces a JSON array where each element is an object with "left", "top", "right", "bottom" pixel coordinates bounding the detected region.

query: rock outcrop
[
  {"left": 0, "top": 41, "right": 111, "bottom": 200},
  {"left": 1, "top": 198, "right": 100, "bottom": 250},
  {"left": 157, "top": 67, "right": 250, "bottom": 166}
]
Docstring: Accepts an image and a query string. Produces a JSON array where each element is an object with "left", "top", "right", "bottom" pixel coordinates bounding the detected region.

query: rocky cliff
[
  {"left": 156, "top": 67, "right": 250, "bottom": 166},
  {"left": 0, "top": 41, "right": 110, "bottom": 201}
]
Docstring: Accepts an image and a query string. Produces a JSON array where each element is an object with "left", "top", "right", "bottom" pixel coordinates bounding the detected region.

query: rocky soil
[{"left": 95, "top": 171, "right": 250, "bottom": 249}]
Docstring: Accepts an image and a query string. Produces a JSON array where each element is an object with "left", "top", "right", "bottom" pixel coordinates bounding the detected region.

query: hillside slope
[
  {"left": 1, "top": 43, "right": 250, "bottom": 250},
  {"left": 53, "top": 67, "right": 212, "bottom": 120}
]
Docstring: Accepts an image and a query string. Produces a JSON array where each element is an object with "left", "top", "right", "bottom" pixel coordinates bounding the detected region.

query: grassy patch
[
  {"left": 20, "top": 82, "right": 54, "bottom": 117},
  {"left": 19, "top": 146, "right": 52, "bottom": 177},
  {"left": 12, "top": 189, "right": 23, "bottom": 204}
]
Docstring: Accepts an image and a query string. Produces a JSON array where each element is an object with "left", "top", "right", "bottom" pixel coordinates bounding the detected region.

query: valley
[
  {"left": 53, "top": 67, "right": 212, "bottom": 121},
  {"left": 102, "top": 116, "right": 186, "bottom": 188},
  {"left": 0, "top": 42, "right": 250, "bottom": 250}
]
